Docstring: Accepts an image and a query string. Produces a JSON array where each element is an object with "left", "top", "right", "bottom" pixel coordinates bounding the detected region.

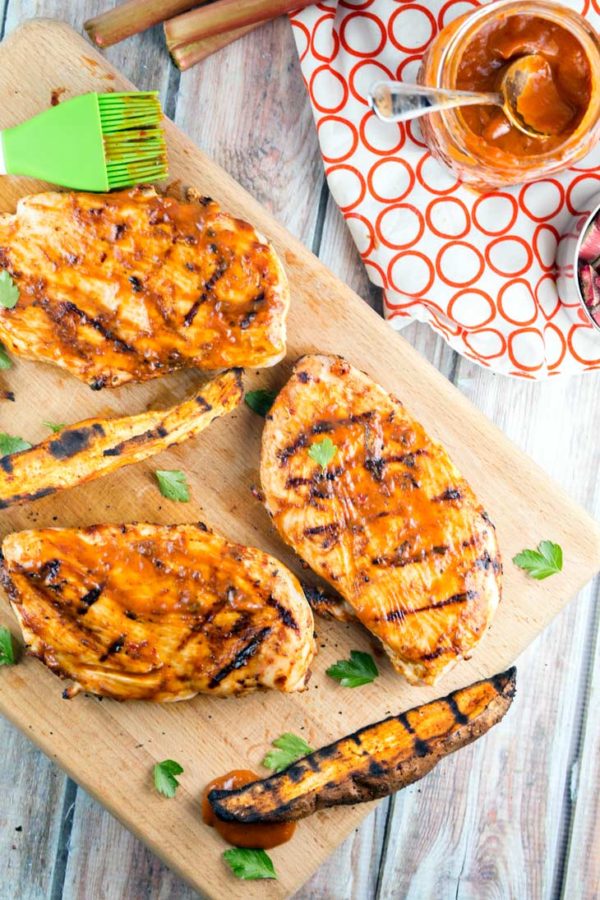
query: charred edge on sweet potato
[
  {"left": 0, "top": 368, "right": 243, "bottom": 509},
  {"left": 209, "top": 668, "right": 516, "bottom": 823}
]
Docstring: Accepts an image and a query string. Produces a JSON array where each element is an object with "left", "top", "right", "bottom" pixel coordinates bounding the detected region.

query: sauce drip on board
[
  {"left": 456, "top": 14, "right": 592, "bottom": 155},
  {"left": 202, "top": 770, "right": 296, "bottom": 849}
]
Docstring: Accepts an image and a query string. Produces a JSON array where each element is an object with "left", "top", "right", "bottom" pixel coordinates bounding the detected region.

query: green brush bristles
[{"left": 98, "top": 92, "right": 168, "bottom": 189}]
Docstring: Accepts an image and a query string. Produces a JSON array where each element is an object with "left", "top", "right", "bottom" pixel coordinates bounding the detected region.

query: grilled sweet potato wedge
[
  {"left": 261, "top": 355, "right": 502, "bottom": 685},
  {"left": 0, "top": 368, "right": 242, "bottom": 509},
  {"left": 209, "top": 668, "right": 516, "bottom": 822},
  {"left": 0, "top": 522, "right": 316, "bottom": 700},
  {"left": 0, "top": 187, "right": 288, "bottom": 388}
]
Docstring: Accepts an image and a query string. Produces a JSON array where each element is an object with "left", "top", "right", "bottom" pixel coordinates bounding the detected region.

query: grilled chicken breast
[
  {"left": 0, "top": 187, "right": 288, "bottom": 388},
  {"left": 0, "top": 523, "right": 315, "bottom": 700},
  {"left": 261, "top": 355, "right": 501, "bottom": 685},
  {"left": 0, "top": 368, "right": 242, "bottom": 509}
]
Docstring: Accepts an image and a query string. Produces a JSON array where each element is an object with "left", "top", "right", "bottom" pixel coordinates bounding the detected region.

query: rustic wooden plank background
[{"left": 0, "top": 2, "right": 598, "bottom": 898}]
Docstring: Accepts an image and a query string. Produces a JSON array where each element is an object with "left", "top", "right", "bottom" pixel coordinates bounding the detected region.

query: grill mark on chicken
[
  {"left": 278, "top": 433, "right": 308, "bottom": 465},
  {"left": 278, "top": 414, "right": 375, "bottom": 464},
  {"left": 372, "top": 544, "right": 450, "bottom": 568},
  {"left": 240, "top": 291, "right": 265, "bottom": 330},
  {"left": 303, "top": 522, "right": 340, "bottom": 550},
  {"left": 418, "top": 646, "right": 458, "bottom": 661},
  {"left": 208, "top": 626, "right": 273, "bottom": 688},
  {"left": 183, "top": 259, "right": 228, "bottom": 327},
  {"left": 475, "top": 551, "right": 503, "bottom": 574},
  {"left": 267, "top": 596, "right": 299, "bottom": 632},
  {"left": 304, "top": 523, "right": 339, "bottom": 537},
  {"left": 78, "top": 586, "right": 102, "bottom": 614},
  {"left": 364, "top": 456, "right": 385, "bottom": 481},
  {"left": 285, "top": 468, "right": 343, "bottom": 489},
  {"left": 433, "top": 488, "right": 463, "bottom": 502},
  {"left": 40, "top": 559, "right": 62, "bottom": 583},
  {"left": 58, "top": 301, "right": 136, "bottom": 355},
  {"left": 100, "top": 635, "right": 125, "bottom": 661},
  {"left": 385, "top": 591, "right": 475, "bottom": 623},
  {"left": 384, "top": 449, "right": 428, "bottom": 467}
]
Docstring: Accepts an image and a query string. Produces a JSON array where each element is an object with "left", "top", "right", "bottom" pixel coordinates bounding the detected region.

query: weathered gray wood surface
[{"left": 0, "top": 3, "right": 598, "bottom": 899}]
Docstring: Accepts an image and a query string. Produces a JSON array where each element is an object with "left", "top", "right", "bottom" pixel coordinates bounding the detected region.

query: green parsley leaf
[
  {"left": 245, "top": 389, "right": 276, "bottom": 417},
  {"left": 0, "top": 270, "right": 19, "bottom": 309},
  {"left": 513, "top": 540, "right": 563, "bottom": 580},
  {"left": 223, "top": 848, "right": 277, "bottom": 881},
  {"left": 155, "top": 470, "right": 190, "bottom": 502},
  {"left": 262, "top": 732, "right": 314, "bottom": 773},
  {"left": 326, "top": 650, "right": 379, "bottom": 688},
  {"left": 0, "top": 344, "right": 11, "bottom": 370},
  {"left": 152, "top": 759, "right": 184, "bottom": 798},
  {"left": 0, "top": 627, "right": 16, "bottom": 666},
  {"left": 308, "top": 437, "right": 336, "bottom": 470},
  {"left": 43, "top": 422, "right": 66, "bottom": 433},
  {"left": 0, "top": 432, "right": 32, "bottom": 456}
]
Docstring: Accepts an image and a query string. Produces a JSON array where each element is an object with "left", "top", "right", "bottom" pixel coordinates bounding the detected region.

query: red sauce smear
[
  {"left": 456, "top": 14, "right": 592, "bottom": 155},
  {"left": 202, "top": 770, "right": 296, "bottom": 849}
]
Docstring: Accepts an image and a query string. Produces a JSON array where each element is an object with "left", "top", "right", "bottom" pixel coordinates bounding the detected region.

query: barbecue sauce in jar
[
  {"left": 419, "top": 0, "right": 600, "bottom": 189},
  {"left": 202, "top": 770, "right": 296, "bottom": 849},
  {"left": 455, "top": 15, "right": 591, "bottom": 155}
]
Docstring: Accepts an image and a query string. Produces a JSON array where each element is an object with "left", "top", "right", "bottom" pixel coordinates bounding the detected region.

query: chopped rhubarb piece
[
  {"left": 579, "top": 215, "right": 600, "bottom": 263},
  {"left": 578, "top": 263, "right": 600, "bottom": 311}
]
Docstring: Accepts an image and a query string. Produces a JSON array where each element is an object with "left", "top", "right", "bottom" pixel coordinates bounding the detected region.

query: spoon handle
[{"left": 368, "top": 80, "right": 502, "bottom": 123}]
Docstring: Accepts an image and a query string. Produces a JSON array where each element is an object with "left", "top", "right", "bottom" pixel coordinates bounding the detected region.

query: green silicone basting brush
[{"left": 0, "top": 91, "right": 168, "bottom": 191}]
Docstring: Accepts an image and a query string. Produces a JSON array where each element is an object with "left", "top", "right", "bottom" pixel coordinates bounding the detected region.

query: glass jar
[{"left": 419, "top": 0, "right": 600, "bottom": 190}]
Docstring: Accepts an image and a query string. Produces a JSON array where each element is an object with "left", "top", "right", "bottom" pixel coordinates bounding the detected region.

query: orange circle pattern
[{"left": 290, "top": 0, "right": 600, "bottom": 377}]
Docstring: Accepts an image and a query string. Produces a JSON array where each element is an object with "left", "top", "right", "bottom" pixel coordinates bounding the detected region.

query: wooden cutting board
[{"left": 0, "top": 18, "right": 598, "bottom": 899}]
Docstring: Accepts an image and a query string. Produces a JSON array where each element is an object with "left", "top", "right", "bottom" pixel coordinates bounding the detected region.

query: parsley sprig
[
  {"left": 262, "top": 733, "right": 313, "bottom": 773},
  {"left": 44, "top": 422, "right": 66, "bottom": 433},
  {"left": 245, "top": 389, "right": 276, "bottom": 417},
  {"left": 327, "top": 650, "right": 379, "bottom": 687},
  {"left": 0, "top": 270, "right": 19, "bottom": 309},
  {"left": 0, "top": 344, "right": 11, "bottom": 370},
  {"left": 155, "top": 470, "right": 190, "bottom": 502},
  {"left": 152, "top": 759, "right": 184, "bottom": 798},
  {"left": 0, "top": 432, "right": 32, "bottom": 455},
  {"left": 308, "top": 437, "right": 336, "bottom": 470},
  {"left": 223, "top": 848, "right": 277, "bottom": 880},
  {"left": 513, "top": 540, "right": 563, "bottom": 580},
  {"left": 0, "top": 627, "right": 16, "bottom": 666}
]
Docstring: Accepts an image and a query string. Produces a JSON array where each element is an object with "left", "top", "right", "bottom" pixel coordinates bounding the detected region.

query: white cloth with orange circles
[{"left": 289, "top": 0, "right": 600, "bottom": 378}]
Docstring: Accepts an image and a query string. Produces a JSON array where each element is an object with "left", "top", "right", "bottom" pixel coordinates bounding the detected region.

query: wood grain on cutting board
[{"left": 0, "top": 19, "right": 598, "bottom": 899}]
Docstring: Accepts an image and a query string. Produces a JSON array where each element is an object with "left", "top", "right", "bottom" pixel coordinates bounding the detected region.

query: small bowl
[{"left": 556, "top": 191, "right": 600, "bottom": 335}]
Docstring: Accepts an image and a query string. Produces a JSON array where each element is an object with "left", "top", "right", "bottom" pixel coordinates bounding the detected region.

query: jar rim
[{"left": 429, "top": 0, "right": 600, "bottom": 166}]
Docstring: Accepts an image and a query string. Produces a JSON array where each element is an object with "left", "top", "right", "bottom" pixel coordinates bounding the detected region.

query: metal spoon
[{"left": 368, "top": 54, "right": 560, "bottom": 139}]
